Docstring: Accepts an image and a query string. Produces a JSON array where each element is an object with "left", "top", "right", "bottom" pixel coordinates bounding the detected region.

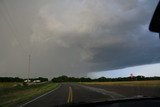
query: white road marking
[
  {"left": 19, "top": 84, "right": 61, "bottom": 107},
  {"left": 76, "top": 84, "right": 125, "bottom": 99}
]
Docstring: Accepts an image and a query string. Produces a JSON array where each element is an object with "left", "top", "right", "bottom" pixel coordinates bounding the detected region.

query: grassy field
[
  {"left": 80, "top": 80, "right": 160, "bottom": 87},
  {"left": 0, "top": 82, "right": 59, "bottom": 107},
  {"left": 0, "top": 82, "right": 21, "bottom": 88}
]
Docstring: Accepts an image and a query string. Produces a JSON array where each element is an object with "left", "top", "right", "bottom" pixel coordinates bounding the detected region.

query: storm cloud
[{"left": 0, "top": 0, "right": 159, "bottom": 78}]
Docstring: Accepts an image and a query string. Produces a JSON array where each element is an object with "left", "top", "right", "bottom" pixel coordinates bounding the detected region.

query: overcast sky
[{"left": 0, "top": 0, "right": 159, "bottom": 79}]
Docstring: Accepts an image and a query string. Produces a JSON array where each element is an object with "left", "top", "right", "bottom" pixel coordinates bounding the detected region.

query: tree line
[
  {"left": 0, "top": 77, "right": 48, "bottom": 82},
  {"left": 0, "top": 75, "right": 160, "bottom": 82},
  {"left": 52, "top": 75, "right": 160, "bottom": 82}
]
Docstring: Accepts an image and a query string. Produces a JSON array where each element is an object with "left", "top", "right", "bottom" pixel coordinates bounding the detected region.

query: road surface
[
  {"left": 19, "top": 83, "right": 124, "bottom": 107},
  {"left": 86, "top": 84, "right": 160, "bottom": 97}
]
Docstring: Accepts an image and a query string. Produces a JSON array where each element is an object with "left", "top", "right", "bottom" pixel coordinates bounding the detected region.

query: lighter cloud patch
[
  {"left": 29, "top": 0, "right": 123, "bottom": 46},
  {"left": 88, "top": 63, "right": 160, "bottom": 78}
]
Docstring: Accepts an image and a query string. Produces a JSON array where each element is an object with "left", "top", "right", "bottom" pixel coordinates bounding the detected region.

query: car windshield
[{"left": 0, "top": 0, "right": 160, "bottom": 107}]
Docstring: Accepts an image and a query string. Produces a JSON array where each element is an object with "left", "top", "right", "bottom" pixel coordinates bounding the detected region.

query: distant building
[
  {"left": 33, "top": 80, "right": 41, "bottom": 83},
  {"left": 24, "top": 79, "right": 31, "bottom": 83}
]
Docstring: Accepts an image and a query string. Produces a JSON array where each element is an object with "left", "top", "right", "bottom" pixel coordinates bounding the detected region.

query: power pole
[{"left": 28, "top": 54, "right": 31, "bottom": 83}]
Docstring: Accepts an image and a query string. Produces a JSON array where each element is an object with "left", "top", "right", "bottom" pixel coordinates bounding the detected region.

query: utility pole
[{"left": 28, "top": 54, "right": 31, "bottom": 83}]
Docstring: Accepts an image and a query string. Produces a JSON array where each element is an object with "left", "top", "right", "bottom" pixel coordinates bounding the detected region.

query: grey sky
[{"left": 0, "top": 0, "right": 159, "bottom": 79}]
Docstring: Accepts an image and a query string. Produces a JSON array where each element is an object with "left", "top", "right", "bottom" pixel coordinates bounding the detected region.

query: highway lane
[
  {"left": 19, "top": 83, "right": 124, "bottom": 107},
  {"left": 85, "top": 84, "right": 160, "bottom": 97}
]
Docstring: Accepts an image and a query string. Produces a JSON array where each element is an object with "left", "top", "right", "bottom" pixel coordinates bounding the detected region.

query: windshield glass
[{"left": 0, "top": 0, "right": 160, "bottom": 107}]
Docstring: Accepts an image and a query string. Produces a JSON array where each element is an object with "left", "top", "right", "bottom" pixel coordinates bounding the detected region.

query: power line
[
  {"left": 0, "top": 1, "right": 33, "bottom": 79},
  {"left": 0, "top": 0, "right": 29, "bottom": 55}
]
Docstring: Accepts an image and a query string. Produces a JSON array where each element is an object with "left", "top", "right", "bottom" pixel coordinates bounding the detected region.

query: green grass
[
  {"left": 0, "top": 82, "right": 21, "bottom": 88},
  {"left": 80, "top": 80, "right": 160, "bottom": 87},
  {"left": 0, "top": 82, "right": 59, "bottom": 107}
]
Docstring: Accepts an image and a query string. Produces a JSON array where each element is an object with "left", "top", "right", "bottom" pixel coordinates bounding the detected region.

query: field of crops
[{"left": 81, "top": 80, "right": 160, "bottom": 87}]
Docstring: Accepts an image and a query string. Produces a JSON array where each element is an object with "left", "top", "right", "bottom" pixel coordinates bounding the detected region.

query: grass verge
[{"left": 0, "top": 82, "right": 59, "bottom": 107}]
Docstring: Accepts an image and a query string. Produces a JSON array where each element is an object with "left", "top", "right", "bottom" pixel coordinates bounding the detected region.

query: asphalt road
[
  {"left": 19, "top": 83, "right": 124, "bottom": 107},
  {"left": 87, "top": 84, "right": 160, "bottom": 97}
]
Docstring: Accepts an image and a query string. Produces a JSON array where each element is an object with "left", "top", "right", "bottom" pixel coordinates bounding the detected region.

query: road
[
  {"left": 87, "top": 84, "right": 160, "bottom": 97},
  {"left": 19, "top": 83, "right": 124, "bottom": 107}
]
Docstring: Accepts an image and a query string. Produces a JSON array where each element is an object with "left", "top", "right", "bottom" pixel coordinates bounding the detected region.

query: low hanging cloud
[{"left": 0, "top": 0, "right": 159, "bottom": 78}]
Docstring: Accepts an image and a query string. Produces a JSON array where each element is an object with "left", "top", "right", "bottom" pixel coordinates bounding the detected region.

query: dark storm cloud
[
  {"left": 0, "top": 0, "right": 159, "bottom": 78},
  {"left": 90, "top": 42, "right": 160, "bottom": 72}
]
